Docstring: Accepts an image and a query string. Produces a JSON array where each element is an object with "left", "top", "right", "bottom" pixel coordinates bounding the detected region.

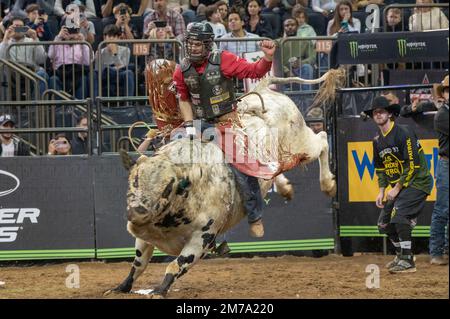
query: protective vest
[{"left": 181, "top": 50, "right": 236, "bottom": 120}]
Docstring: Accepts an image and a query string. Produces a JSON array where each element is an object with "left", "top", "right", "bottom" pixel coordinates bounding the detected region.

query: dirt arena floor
[{"left": 0, "top": 254, "right": 448, "bottom": 299}]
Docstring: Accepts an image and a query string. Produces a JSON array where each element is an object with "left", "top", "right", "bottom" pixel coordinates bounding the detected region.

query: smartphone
[
  {"left": 120, "top": 7, "right": 128, "bottom": 15},
  {"left": 14, "top": 26, "right": 29, "bottom": 33},
  {"left": 341, "top": 20, "right": 349, "bottom": 30},
  {"left": 154, "top": 20, "right": 167, "bottom": 28},
  {"left": 66, "top": 27, "right": 80, "bottom": 34},
  {"left": 38, "top": 9, "right": 45, "bottom": 15}
]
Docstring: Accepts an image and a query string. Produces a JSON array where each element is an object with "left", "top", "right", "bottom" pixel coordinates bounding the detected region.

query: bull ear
[{"left": 119, "top": 149, "right": 136, "bottom": 171}]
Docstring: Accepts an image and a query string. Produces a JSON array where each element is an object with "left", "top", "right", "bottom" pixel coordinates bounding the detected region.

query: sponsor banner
[
  {"left": 0, "top": 157, "right": 96, "bottom": 257},
  {"left": 338, "top": 30, "right": 449, "bottom": 64}
]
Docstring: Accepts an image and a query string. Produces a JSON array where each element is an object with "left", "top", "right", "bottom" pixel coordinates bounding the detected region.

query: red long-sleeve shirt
[{"left": 173, "top": 50, "right": 272, "bottom": 101}]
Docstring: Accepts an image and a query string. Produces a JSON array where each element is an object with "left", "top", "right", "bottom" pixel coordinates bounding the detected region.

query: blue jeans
[
  {"left": 291, "top": 63, "right": 314, "bottom": 91},
  {"left": 429, "top": 158, "right": 449, "bottom": 257},
  {"left": 102, "top": 68, "right": 135, "bottom": 97},
  {"left": 36, "top": 69, "right": 49, "bottom": 98},
  {"left": 49, "top": 73, "right": 96, "bottom": 100}
]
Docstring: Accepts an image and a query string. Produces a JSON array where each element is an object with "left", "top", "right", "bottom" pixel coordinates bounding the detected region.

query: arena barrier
[
  {"left": 334, "top": 84, "right": 438, "bottom": 241},
  {"left": 0, "top": 156, "right": 335, "bottom": 261}
]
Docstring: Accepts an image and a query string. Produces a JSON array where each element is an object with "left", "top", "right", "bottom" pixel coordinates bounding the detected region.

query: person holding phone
[
  {"left": 25, "top": 4, "right": 53, "bottom": 41},
  {"left": 0, "top": 16, "right": 48, "bottom": 96},
  {"left": 326, "top": 0, "right": 361, "bottom": 36},
  {"left": 143, "top": 0, "right": 185, "bottom": 40},
  {"left": 113, "top": 3, "right": 139, "bottom": 39},
  {"left": 54, "top": 0, "right": 97, "bottom": 19},
  {"left": 47, "top": 134, "right": 72, "bottom": 155},
  {"left": 147, "top": 20, "right": 178, "bottom": 61}
]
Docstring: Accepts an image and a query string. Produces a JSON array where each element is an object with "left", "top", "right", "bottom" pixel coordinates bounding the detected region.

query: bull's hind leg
[
  {"left": 149, "top": 225, "right": 218, "bottom": 298},
  {"left": 317, "top": 131, "right": 336, "bottom": 197},
  {"left": 104, "top": 238, "right": 154, "bottom": 295}
]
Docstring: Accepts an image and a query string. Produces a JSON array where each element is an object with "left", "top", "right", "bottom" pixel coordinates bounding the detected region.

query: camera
[
  {"left": 38, "top": 9, "right": 45, "bottom": 15},
  {"left": 154, "top": 21, "right": 167, "bottom": 28},
  {"left": 14, "top": 26, "right": 29, "bottom": 34},
  {"left": 66, "top": 27, "right": 80, "bottom": 34},
  {"left": 120, "top": 7, "right": 128, "bottom": 16}
]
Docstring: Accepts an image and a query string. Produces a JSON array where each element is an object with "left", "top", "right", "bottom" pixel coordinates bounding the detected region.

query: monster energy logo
[
  {"left": 397, "top": 39, "right": 407, "bottom": 57},
  {"left": 349, "top": 41, "right": 358, "bottom": 58}
]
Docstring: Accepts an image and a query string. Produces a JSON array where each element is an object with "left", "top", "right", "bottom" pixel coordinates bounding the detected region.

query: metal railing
[
  {"left": 0, "top": 99, "right": 93, "bottom": 155},
  {"left": 7, "top": 40, "right": 95, "bottom": 100},
  {"left": 96, "top": 39, "right": 183, "bottom": 98}
]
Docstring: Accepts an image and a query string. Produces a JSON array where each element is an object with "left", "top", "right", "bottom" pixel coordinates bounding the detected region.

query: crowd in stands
[{"left": 0, "top": 1, "right": 447, "bottom": 96}]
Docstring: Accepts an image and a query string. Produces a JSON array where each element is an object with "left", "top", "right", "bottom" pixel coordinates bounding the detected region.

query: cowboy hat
[
  {"left": 436, "top": 75, "right": 449, "bottom": 98},
  {"left": 362, "top": 96, "right": 401, "bottom": 118}
]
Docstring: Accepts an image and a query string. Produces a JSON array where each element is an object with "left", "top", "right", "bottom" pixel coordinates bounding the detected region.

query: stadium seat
[
  {"left": 261, "top": 13, "right": 281, "bottom": 38},
  {"left": 352, "top": 11, "right": 367, "bottom": 33},
  {"left": 308, "top": 12, "right": 327, "bottom": 36}
]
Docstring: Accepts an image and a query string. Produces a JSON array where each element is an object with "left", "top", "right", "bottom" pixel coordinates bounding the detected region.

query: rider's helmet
[{"left": 184, "top": 22, "right": 215, "bottom": 63}]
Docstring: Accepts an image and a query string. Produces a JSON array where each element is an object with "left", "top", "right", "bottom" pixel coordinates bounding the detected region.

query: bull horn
[
  {"left": 267, "top": 72, "right": 329, "bottom": 85},
  {"left": 119, "top": 149, "right": 136, "bottom": 171}
]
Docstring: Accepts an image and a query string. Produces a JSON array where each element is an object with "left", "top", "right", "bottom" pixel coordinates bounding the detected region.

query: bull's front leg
[
  {"left": 148, "top": 224, "right": 218, "bottom": 298},
  {"left": 104, "top": 238, "right": 154, "bottom": 295},
  {"left": 317, "top": 131, "right": 336, "bottom": 197}
]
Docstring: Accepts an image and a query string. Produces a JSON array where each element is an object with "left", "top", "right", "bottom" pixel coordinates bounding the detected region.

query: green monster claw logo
[
  {"left": 397, "top": 39, "right": 407, "bottom": 57},
  {"left": 349, "top": 41, "right": 358, "bottom": 58}
]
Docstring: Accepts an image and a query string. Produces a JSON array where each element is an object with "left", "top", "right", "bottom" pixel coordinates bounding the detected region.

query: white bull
[{"left": 105, "top": 68, "right": 345, "bottom": 298}]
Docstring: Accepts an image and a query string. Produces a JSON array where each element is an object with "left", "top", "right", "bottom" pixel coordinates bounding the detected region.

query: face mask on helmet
[{"left": 184, "top": 23, "right": 214, "bottom": 63}]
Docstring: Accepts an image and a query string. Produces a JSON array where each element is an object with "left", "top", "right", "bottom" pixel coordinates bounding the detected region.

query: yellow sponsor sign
[{"left": 348, "top": 139, "right": 438, "bottom": 202}]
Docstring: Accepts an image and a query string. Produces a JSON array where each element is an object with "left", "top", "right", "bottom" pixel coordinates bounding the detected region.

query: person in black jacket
[
  {"left": 0, "top": 113, "right": 31, "bottom": 157},
  {"left": 70, "top": 113, "right": 88, "bottom": 154},
  {"left": 363, "top": 96, "right": 434, "bottom": 273},
  {"left": 429, "top": 75, "right": 449, "bottom": 265},
  {"left": 244, "top": 0, "right": 273, "bottom": 38}
]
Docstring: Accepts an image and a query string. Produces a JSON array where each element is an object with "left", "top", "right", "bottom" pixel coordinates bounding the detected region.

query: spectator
[
  {"left": 55, "top": 0, "right": 97, "bottom": 19},
  {"left": 278, "top": 17, "right": 315, "bottom": 90},
  {"left": 71, "top": 113, "right": 89, "bottom": 154},
  {"left": 312, "top": 0, "right": 337, "bottom": 17},
  {"left": 96, "top": 24, "right": 134, "bottom": 96},
  {"left": 409, "top": 0, "right": 449, "bottom": 31},
  {"left": 327, "top": 0, "right": 361, "bottom": 36},
  {"left": 9, "top": 0, "right": 56, "bottom": 19},
  {"left": 113, "top": 3, "right": 140, "bottom": 39},
  {"left": 219, "top": 11, "right": 259, "bottom": 56},
  {"left": 147, "top": 20, "right": 179, "bottom": 61},
  {"left": 217, "top": 0, "right": 229, "bottom": 30},
  {"left": 205, "top": 4, "right": 226, "bottom": 38},
  {"left": 25, "top": 3, "right": 53, "bottom": 41},
  {"left": 385, "top": 7, "right": 407, "bottom": 32},
  {"left": 101, "top": 0, "right": 148, "bottom": 19},
  {"left": 292, "top": 4, "right": 317, "bottom": 38},
  {"left": 354, "top": 0, "right": 385, "bottom": 10},
  {"left": 143, "top": 0, "right": 186, "bottom": 40},
  {"left": 261, "top": 0, "right": 286, "bottom": 33},
  {"left": 48, "top": 22, "right": 95, "bottom": 99},
  {"left": 306, "top": 107, "right": 325, "bottom": 134},
  {"left": 78, "top": 5, "right": 96, "bottom": 44},
  {"left": 0, "top": 114, "right": 31, "bottom": 157},
  {"left": 47, "top": 133, "right": 72, "bottom": 155},
  {"left": 429, "top": 75, "right": 449, "bottom": 265},
  {"left": 0, "top": 16, "right": 48, "bottom": 96},
  {"left": 244, "top": 0, "right": 273, "bottom": 38}
]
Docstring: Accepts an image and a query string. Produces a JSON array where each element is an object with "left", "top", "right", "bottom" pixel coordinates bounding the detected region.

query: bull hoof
[
  {"left": 321, "top": 178, "right": 337, "bottom": 198},
  {"left": 279, "top": 183, "right": 293, "bottom": 201},
  {"left": 103, "top": 285, "right": 131, "bottom": 296}
]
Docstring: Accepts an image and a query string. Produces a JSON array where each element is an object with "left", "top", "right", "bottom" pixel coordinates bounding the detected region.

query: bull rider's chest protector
[{"left": 182, "top": 50, "right": 236, "bottom": 120}]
